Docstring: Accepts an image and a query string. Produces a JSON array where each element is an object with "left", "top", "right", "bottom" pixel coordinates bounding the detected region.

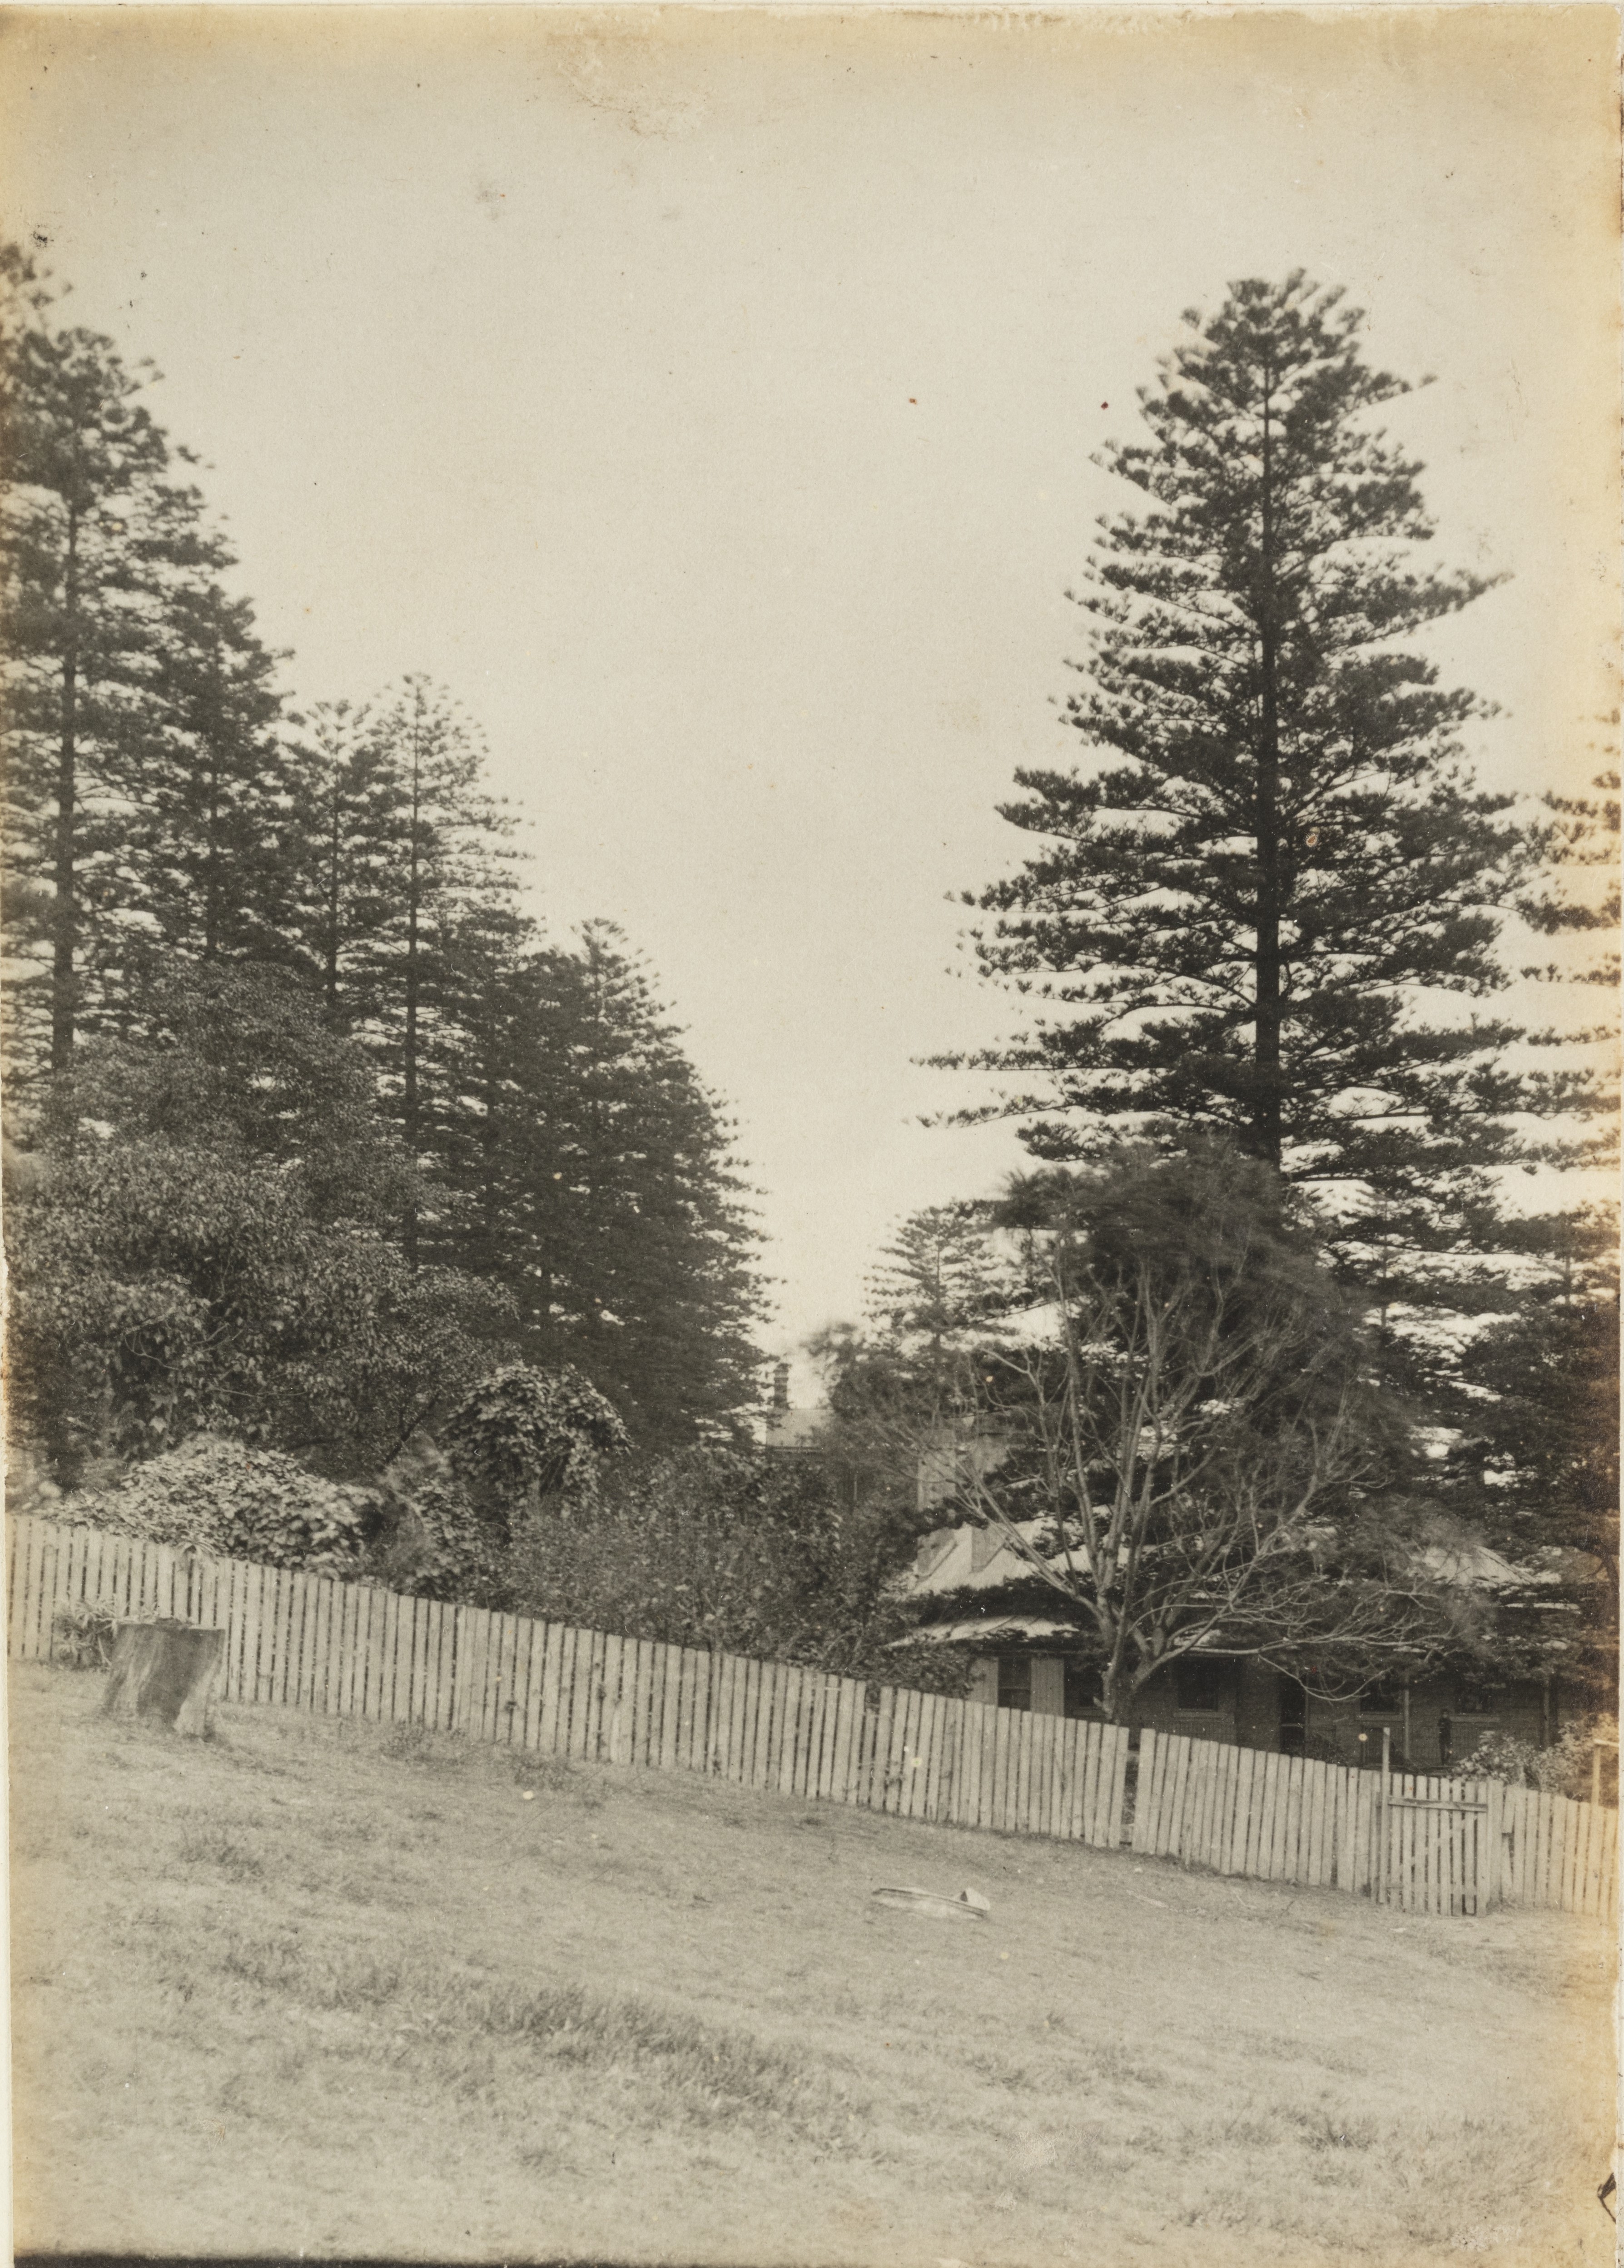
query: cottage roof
[{"left": 899, "top": 1614, "right": 1079, "bottom": 1647}]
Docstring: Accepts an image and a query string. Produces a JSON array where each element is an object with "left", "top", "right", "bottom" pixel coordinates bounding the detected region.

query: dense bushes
[
  {"left": 53, "top": 1419, "right": 962, "bottom": 1687},
  {"left": 64, "top": 1361, "right": 639, "bottom": 1608},
  {"left": 1454, "top": 1717, "right": 1619, "bottom": 1801},
  {"left": 505, "top": 1446, "right": 966, "bottom": 1685},
  {"left": 83, "top": 1436, "right": 370, "bottom": 1576}
]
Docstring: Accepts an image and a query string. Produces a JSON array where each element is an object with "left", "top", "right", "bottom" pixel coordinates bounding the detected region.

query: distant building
[
  {"left": 896, "top": 1517, "right": 1584, "bottom": 1769},
  {"left": 761, "top": 1360, "right": 831, "bottom": 1453}
]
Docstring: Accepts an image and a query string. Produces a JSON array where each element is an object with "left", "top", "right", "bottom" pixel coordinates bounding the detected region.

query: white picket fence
[
  {"left": 10, "top": 1512, "right": 1615, "bottom": 1922},
  {"left": 1132, "top": 1727, "right": 1617, "bottom": 1921},
  {"left": 7, "top": 1514, "right": 1131, "bottom": 1844}
]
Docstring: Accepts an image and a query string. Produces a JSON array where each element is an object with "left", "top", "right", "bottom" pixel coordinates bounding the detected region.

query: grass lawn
[{"left": 9, "top": 1660, "right": 1616, "bottom": 2267}]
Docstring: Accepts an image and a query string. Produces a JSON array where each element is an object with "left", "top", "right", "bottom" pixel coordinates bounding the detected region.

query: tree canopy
[
  {"left": 5, "top": 960, "right": 514, "bottom": 1484},
  {"left": 942, "top": 275, "right": 1582, "bottom": 1273},
  {"left": 847, "top": 1153, "right": 1475, "bottom": 1717},
  {"left": 920, "top": 274, "right": 1616, "bottom": 1709},
  {"left": 0, "top": 239, "right": 775, "bottom": 1499},
  {"left": 451, "top": 922, "right": 770, "bottom": 1448}
]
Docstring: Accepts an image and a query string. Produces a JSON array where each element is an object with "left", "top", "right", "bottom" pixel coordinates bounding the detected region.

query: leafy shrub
[
  {"left": 53, "top": 1598, "right": 116, "bottom": 1669},
  {"left": 442, "top": 1364, "right": 629, "bottom": 1514},
  {"left": 506, "top": 1445, "right": 968, "bottom": 1684},
  {"left": 363, "top": 1436, "right": 507, "bottom": 1603},
  {"left": 80, "top": 1434, "right": 369, "bottom": 1574},
  {"left": 1455, "top": 1716, "right": 1618, "bottom": 1801}
]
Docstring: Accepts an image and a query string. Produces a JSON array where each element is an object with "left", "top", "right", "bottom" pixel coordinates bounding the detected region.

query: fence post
[{"left": 1482, "top": 1778, "right": 1504, "bottom": 1911}]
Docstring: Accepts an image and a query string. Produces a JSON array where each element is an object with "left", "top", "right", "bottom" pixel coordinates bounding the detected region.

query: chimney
[{"left": 772, "top": 1360, "right": 790, "bottom": 1412}]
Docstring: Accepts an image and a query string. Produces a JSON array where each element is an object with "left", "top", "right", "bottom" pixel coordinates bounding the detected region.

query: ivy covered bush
[
  {"left": 442, "top": 1363, "right": 629, "bottom": 1514},
  {"left": 363, "top": 1437, "right": 507, "bottom": 1604},
  {"left": 81, "top": 1434, "right": 370, "bottom": 1576}
]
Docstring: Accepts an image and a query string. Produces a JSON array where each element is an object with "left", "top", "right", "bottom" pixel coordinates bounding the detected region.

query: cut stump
[{"left": 102, "top": 1619, "right": 225, "bottom": 1736}]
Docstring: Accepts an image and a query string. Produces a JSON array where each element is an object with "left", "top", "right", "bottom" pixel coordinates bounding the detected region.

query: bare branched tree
[{"left": 921, "top": 1151, "right": 1466, "bottom": 1719}]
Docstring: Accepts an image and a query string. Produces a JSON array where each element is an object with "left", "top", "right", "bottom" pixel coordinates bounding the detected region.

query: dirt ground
[{"left": 9, "top": 1660, "right": 1616, "bottom": 2267}]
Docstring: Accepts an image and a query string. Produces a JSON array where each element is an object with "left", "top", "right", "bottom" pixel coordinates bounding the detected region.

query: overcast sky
[{"left": 4, "top": 5, "right": 1617, "bottom": 1386}]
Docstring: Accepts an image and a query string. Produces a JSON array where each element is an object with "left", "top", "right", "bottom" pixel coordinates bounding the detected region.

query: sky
[{"left": 3, "top": 5, "right": 1618, "bottom": 1390}]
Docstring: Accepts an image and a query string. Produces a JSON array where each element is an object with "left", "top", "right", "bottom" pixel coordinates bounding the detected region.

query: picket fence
[
  {"left": 6, "top": 1515, "right": 1130, "bottom": 1846},
  {"left": 1132, "top": 1729, "right": 1617, "bottom": 1922},
  {"left": 9, "top": 1513, "right": 1616, "bottom": 1924}
]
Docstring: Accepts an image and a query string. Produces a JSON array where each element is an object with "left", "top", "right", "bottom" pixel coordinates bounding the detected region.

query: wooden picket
[
  {"left": 1121, "top": 1723, "right": 1620, "bottom": 1920},
  {"left": 11, "top": 1511, "right": 1618, "bottom": 1917}
]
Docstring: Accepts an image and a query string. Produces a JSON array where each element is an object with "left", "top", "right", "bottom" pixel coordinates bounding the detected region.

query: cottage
[{"left": 899, "top": 1518, "right": 1572, "bottom": 1772}]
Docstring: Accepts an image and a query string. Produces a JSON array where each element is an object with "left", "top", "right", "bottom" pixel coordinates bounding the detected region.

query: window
[
  {"left": 997, "top": 1654, "right": 1032, "bottom": 1713},
  {"left": 1453, "top": 1678, "right": 1504, "bottom": 1717},
  {"left": 1360, "top": 1680, "right": 1402, "bottom": 1714},
  {"left": 1174, "top": 1656, "right": 1232, "bottom": 1713}
]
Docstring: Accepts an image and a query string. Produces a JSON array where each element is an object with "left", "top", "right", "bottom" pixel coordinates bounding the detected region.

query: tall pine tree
[
  {"left": 287, "top": 697, "right": 410, "bottom": 1027},
  {"left": 0, "top": 244, "right": 234, "bottom": 1078},
  {"left": 944, "top": 275, "right": 1560, "bottom": 1299},
  {"left": 127, "top": 574, "right": 294, "bottom": 966},
  {"left": 457, "top": 922, "right": 768, "bottom": 1448},
  {"left": 330, "top": 676, "right": 522, "bottom": 1263}
]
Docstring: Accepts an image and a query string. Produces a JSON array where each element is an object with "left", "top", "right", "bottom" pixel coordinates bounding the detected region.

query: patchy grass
[{"left": 9, "top": 1661, "right": 1615, "bottom": 2266}]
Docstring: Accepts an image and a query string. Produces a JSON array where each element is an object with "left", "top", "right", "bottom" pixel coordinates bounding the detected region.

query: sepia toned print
[{"left": 2, "top": 7, "right": 1618, "bottom": 2264}]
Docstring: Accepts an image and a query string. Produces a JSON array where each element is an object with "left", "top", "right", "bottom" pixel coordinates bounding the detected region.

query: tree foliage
[
  {"left": 944, "top": 276, "right": 1571, "bottom": 1278},
  {"left": 856, "top": 1149, "right": 1472, "bottom": 1720},
  {"left": 924, "top": 273, "right": 1616, "bottom": 1714},
  {"left": 1430, "top": 1212, "right": 1619, "bottom": 1697},
  {"left": 505, "top": 1445, "right": 952, "bottom": 1678},
  {"left": 5, "top": 959, "right": 514, "bottom": 1483},
  {"left": 457, "top": 923, "right": 769, "bottom": 1447},
  {"left": 0, "top": 241, "right": 775, "bottom": 1496},
  {"left": 44, "top": 955, "right": 412, "bottom": 1226},
  {"left": 861, "top": 1198, "right": 1015, "bottom": 1345},
  {"left": 0, "top": 245, "right": 285, "bottom": 1076},
  {"left": 122, "top": 573, "right": 295, "bottom": 967},
  {"left": 324, "top": 676, "right": 522, "bottom": 1262}
]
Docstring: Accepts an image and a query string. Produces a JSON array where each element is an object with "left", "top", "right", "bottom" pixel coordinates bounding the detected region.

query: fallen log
[{"left": 869, "top": 1885, "right": 990, "bottom": 1921}]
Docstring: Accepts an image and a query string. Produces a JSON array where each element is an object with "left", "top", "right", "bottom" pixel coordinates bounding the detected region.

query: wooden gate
[{"left": 1374, "top": 1775, "right": 1489, "bottom": 1916}]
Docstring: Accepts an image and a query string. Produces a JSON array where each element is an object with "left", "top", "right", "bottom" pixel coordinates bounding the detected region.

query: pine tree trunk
[
  {"left": 1252, "top": 388, "right": 1285, "bottom": 1171},
  {"left": 102, "top": 1619, "right": 225, "bottom": 1736},
  {"left": 403, "top": 718, "right": 423, "bottom": 1270},
  {"left": 51, "top": 504, "right": 81, "bottom": 1076}
]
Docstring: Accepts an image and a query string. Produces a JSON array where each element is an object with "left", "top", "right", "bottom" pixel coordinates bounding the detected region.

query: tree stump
[{"left": 102, "top": 1619, "right": 225, "bottom": 1736}]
